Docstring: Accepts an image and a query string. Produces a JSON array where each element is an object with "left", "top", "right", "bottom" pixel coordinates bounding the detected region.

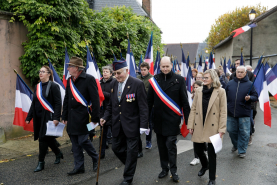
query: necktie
[{"left": 118, "top": 82, "right": 123, "bottom": 101}]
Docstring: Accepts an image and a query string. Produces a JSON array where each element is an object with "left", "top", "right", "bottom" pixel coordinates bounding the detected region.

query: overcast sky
[{"left": 137, "top": 0, "right": 276, "bottom": 44}]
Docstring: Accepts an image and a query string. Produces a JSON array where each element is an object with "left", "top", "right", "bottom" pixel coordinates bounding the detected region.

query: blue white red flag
[
  {"left": 204, "top": 58, "right": 208, "bottom": 72},
  {"left": 13, "top": 74, "right": 34, "bottom": 132},
  {"left": 253, "top": 64, "right": 271, "bottom": 127},
  {"left": 264, "top": 62, "right": 271, "bottom": 74},
  {"left": 227, "top": 58, "right": 231, "bottom": 70},
  {"left": 86, "top": 46, "right": 105, "bottom": 105},
  {"left": 232, "top": 23, "right": 257, "bottom": 38},
  {"left": 63, "top": 47, "right": 71, "bottom": 87},
  {"left": 49, "top": 61, "right": 65, "bottom": 105},
  {"left": 240, "top": 51, "right": 244, "bottom": 66},
  {"left": 126, "top": 39, "right": 137, "bottom": 77},
  {"left": 197, "top": 55, "right": 203, "bottom": 73},
  {"left": 186, "top": 67, "right": 193, "bottom": 107},
  {"left": 253, "top": 55, "right": 263, "bottom": 76},
  {"left": 149, "top": 77, "right": 182, "bottom": 116},
  {"left": 144, "top": 32, "right": 154, "bottom": 75},
  {"left": 36, "top": 82, "right": 54, "bottom": 113},
  {"left": 176, "top": 60, "right": 181, "bottom": 72},
  {"left": 180, "top": 48, "right": 188, "bottom": 78},
  {"left": 223, "top": 57, "right": 227, "bottom": 74},
  {"left": 266, "top": 64, "right": 277, "bottom": 100},
  {"left": 154, "top": 50, "right": 161, "bottom": 75},
  {"left": 209, "top": 52, "right": 215, "bottom": 69}
]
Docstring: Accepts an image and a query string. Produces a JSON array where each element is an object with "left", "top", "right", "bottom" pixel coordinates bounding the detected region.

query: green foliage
[
  {"left": 206, "top": 4, "right": 267, "bottom": 51},
  {"left": 1, "top": 0, "right": 163, "bottom": 85}
]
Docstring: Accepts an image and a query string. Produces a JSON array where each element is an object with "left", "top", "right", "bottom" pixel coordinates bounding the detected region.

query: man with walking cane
[{"left": 100, "top": 58, "right": 148, "bottom": 185}]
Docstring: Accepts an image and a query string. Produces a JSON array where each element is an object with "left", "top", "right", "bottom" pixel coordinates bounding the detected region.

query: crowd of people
[{"left": 25, "top": 55, "right": 258, "bottom": 185}]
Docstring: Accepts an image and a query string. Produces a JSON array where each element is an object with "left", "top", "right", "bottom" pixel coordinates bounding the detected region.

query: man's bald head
[{"left": 160, "top": 56, "right": 172, "bottom": 75}]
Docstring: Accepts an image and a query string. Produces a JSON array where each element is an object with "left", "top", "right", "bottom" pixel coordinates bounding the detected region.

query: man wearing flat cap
[
  {"left": 62, "top": 56, "right": 100, "bottom": 175},
  {"left": 100, "top": 57, "right": 148, "bottom": 185}
]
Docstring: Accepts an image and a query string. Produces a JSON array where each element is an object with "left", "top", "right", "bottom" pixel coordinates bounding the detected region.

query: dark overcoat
[
  {"left": 147, "top": 71, "right": 191, "bottom": 136},
  {"left": 62, "top": 71, "right": 100, "bottom": 135},
  {"left": 103, "top": 76, "right": 148, "bottom": 138},
  {"left": 100, "top": 76, "right": 116, "bottom": 126},
  {"left": 26, "top": 81, "right": 62, "bottom": 141}
]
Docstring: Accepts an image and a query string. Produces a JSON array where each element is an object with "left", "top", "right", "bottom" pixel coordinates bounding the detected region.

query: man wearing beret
[
  {"left": 62, "top": 57, "right": 100, "bottom": 175},
  {"left": 100, "top": 58, "right": 148, "bottom": 185}
]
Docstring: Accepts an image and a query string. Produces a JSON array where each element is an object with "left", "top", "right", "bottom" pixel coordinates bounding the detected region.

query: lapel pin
[
  {"left": 127, "top": 86, "right": 130, "bottom": 88},
  {"left": 111, "top": 89, "right": 113, "bottom": 93}
]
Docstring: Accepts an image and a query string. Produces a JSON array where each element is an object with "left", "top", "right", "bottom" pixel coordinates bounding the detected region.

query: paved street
[{"left": 1, "top": 106, "right": 277, "bottom": 185}]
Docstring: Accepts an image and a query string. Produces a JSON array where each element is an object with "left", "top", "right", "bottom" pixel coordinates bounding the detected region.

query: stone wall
[
  {"left": 214, "top": 39, "right": 234, "bottom": 67},
  {"left": 0, "top": 12, "right": 33, "bottom": 140}
]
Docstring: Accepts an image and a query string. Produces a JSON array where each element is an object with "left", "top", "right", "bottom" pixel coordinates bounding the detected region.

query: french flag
[
  {"left": 86, "top": 46, "right": 105, "bottom": 105},
  {"left": 209, "top": 52, "right": 216, "bottom": 69},
  {"left": 254, "top": 64, "right": 271, "bottom": 127},
  {"left": 240, "top": 51, "right": 244, "bottom": 65},
  {"left": 266, "top": 64, "right": 277, "bottom": 100},
  {"left": 144, "top": 32, "right": 154, "bottom": 75},
  {"left": 154, "top": 50, "right": 161, "bottom": 75},
  {"left": 13, "top": 74, "right": 34, "bottom": 132},
  {"left": 197, "top": 55, "right": 203, "bottom": 73},
  {"left": 253, "top": 56, "right": 263, "bottom": 76},
  {"left": 63, "top": 47, "right": 71, "bottom": 88},
  {"left": 180, "top": 48, "right": 188, "bottom": 78},
  {"left": 176, "top": 60, "right": 181, "bottom": 72},
  {"left": 264, "top": 62, "right": 271, "bottom": 75},
  {"left": 232, "top": 23, "right": 257, "bottom": 38},
  {"left": 205, "top": 57, "right": 209, "bottom": 67},
  {"left": 186, "top": 67, "right": 193, "bottom": 107},
  {"left": 126, "top": 39, "right": 137, "bottom": 77},
  {"left": 92, "top": 51, "right": 102, "bottom": 80},
  {"left": 48, "top": 61, "right": 65, "bottom": 105}
]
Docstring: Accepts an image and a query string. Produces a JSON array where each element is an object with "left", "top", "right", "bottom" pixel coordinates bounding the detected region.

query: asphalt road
[{"left": 0, "top": 106, "right": 277, "bottom": 185}]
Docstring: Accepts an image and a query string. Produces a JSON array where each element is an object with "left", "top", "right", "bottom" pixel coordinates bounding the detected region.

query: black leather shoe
[
  {"left": 54, "top": 152, "right": 64, "bottom": 164},
  {"left": 207, "top": 180, "right": 216, "bottom": 185},
  {"left": 93, "top": 160, "right": 98, "bottom": 172},
  {"left": 119, "top": 181, "right": 131, "bottom": 185},
  {"left": 137, "top": 152, "right": 143, "bottom": 158},
  {"left": 198, "top": 167, "right": 209, "bottom": 177},
  {"left": 34, "top": 161, "right": 45, "bottom": 172},
  {"left": 171, "top": 173, "right": 179, "bottom": 182},
  {"left": 67, "top": 168, "right": 85, "bottom": 175},
  {"left": 158, "top": 170, "right": 168, "bottom": 178}
]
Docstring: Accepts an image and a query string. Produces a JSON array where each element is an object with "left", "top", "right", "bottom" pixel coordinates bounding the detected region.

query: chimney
[{"left": 142, "top": 0, "right": 152, "bottom": 18}]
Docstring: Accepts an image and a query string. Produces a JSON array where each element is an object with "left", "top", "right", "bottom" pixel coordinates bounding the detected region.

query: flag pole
[{"left": 13, "top": 69, "right": 33, "bottom": 94}]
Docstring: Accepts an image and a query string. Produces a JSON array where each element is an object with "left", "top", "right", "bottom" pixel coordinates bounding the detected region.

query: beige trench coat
[{"left": 187, "top": 87, "right": 227, "bottom": 143}]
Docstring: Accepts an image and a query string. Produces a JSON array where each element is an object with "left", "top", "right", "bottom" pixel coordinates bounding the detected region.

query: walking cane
[{"left": 96, "top": 126, "right": 104, "bottom": 185}]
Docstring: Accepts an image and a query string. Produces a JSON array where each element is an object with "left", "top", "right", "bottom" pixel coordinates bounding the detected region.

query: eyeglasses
[
  {"left": 202, "top": 77, "right": 210, "bottom": 80},
  {"left": 38, "top": 70, "right": 49, "bottom": 74},
  {"left": 113, "top": 71, "right": 122, "bottom": 76},
  {"left": 103, "top": 70, "right": 111, "bottom": 74}
]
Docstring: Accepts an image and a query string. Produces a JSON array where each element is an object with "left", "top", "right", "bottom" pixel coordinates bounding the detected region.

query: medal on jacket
[
  {"left": 126, "top": 95, "right": 130, "bottom": 102},
  {"left": 132, "top": 93, "right": 135, "bottom": 101},
  {"left": 128, "top": 94, "right": 132, "bottom": 102},
  {"left": 36, "top": 82, "right": 54, "bottom": 113}
]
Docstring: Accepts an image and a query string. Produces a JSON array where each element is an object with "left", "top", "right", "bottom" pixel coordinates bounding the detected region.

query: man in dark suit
[
  {"left": 62, "top": 57, "right": 100, "bottom": 175},
  {"left": 148, "top": 56, "right": 190, "bottom": 182},
  {"left": 100, "top": 58, "right": 148, "bottom": 185}
]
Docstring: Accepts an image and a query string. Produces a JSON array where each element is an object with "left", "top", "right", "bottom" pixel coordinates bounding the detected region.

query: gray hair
[
  {"left": 78, "top": 67, "right": 84, "bottom": 71},
  {"left": 237, "top": 66, "right": 246, "bottom": 72},
  {"left": 245, "top": 65, "right": 252, "bottom": 69},
  {"left": 102, "top": 66, "right": 113, "bottom": 74}
]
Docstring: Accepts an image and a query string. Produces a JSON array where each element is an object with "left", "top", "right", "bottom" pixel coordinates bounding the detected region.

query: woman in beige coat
[{"left": 187, "top": 69, "right": 227, "bottom": 185}]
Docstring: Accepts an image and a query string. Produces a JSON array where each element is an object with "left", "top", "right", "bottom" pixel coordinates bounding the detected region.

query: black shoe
[
  {"left": 198, "top": 167, "right": 209, "bottom": 177},
  {"left": 106, "top": 143, "right": 109, "bottom": 149},
  {"left": 137, "top": 152, "right": 143, "bottom": 158},
  {"left": 207, "top": 180, "right": 216, "bottom": 185},
  {"left": 119, "top": 181, "right": 131, "bottom": 185},
  {"left": 158, "top": 170, "right": 168, "bottom": 178},
  {"left": 54, "top": 152, "right": 64, "bottom": 164},
  {"left": 100, "top": 154, "right": 105, "bottom": 159},
  {"left": 34, "top": 161, "right": 45, "bottom": 172},
  {"left": 171, "top": 173, "right": 179, "bottom": 182},
  {"left": 93, "top": 160, "right": 98, "bottom": 172},
  {"left": 67, "top": 168, "right": 85, "bottom": 176}
]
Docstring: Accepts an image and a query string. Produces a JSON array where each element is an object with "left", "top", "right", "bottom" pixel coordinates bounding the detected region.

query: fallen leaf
[
  {"left": 115, "top": 167, "right": 118, "bottom": 169},
  {"left": 186, "top": 181, "right": 190, "bottom": 183},
  {"left": 156, "top": 180, "right": 158, "bottom": 182},
  {"left": 26, "top": 155, "right": 32, "bottom": 157},
  {"left": 222, "top": 179, "right": 225, "bottom": 181}
]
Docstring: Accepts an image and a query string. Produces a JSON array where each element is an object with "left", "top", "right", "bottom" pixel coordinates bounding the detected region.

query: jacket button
[
  {"left": 196, "top": 113, "right": 198, "bottom": 115},
  {"left": 195, "top": 123, "right": 196, "bottom": 125},
  {"left": 72, "top": 98, "right": 73, "bottom": 100},
  {"left": 213, "top": 113, "right": 215, "bottom": 115},
  {"left": 212, "top": 124, "right": 214, "bottom": 126},
  {"left": 119, "top": 120, "right": 120, "bottom": 121},
  {"left": 120, "top": 112, "right": 121, "bottom": 114},
  {"left": 119, "top": 105, "right": 121, "bottom": 107}
]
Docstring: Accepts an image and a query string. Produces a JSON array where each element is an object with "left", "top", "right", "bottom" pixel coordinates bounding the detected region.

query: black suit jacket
[
  {"left": 103, "top": 76, "right": 148, "bottom": 138},
  {"left": 62, "top": 70, "right": 100, "bottom": 135},
  {"left": 148, "top": 71, "right": 191, "bottom": 136}
]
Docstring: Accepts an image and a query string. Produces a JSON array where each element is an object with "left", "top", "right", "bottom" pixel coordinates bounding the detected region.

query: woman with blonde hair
[{"left": 187, "top": 69, "right": 227, "bottom": 185}]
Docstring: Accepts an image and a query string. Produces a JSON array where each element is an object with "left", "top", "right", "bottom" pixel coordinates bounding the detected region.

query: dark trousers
[
  {"left": 156, "top": 134, "right": 177, "bottom": 174},
  {"left": 193, "top": 142, "right": 207, "bottom": 158},
  {"left": 39, "top": 136, "right": 60, "bottom": 162},
  {"left": 112, "top": 130, "right": 139, "bottom": 182},
  {"left": 70, "top": 134, "right": 98, "bottom": 170},
  {"left": 194, "top": 143, "right": 216, "bottom": 180}
]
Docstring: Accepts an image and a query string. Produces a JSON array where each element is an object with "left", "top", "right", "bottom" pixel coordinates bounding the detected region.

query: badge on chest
[{"left": 126, "top": 93, "right": 135, "bottom": 102}]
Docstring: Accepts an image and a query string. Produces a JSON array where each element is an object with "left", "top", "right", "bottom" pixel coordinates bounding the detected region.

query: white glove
[{"left": 140, "top": 128, "right": 150, "bottom": 135}]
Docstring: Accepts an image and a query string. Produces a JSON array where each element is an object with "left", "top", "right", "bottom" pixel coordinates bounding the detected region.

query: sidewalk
[{"left": 0, "top": 126, "right": 101, "bottom": 162}]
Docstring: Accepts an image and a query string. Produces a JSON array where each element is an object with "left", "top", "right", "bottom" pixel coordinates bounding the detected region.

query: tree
[
  {"left": 206, "top": 4, "right": 267, "bottom": 51},
  {"left": 1, "top": 0, "right": 163, "bottom": 85}
]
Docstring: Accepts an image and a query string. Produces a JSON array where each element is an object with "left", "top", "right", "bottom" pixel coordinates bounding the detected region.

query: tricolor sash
[
  {"left": 149, "top": 77, "right": 182, "bottom": 116},
  {"left": 69, "top": 79, "right": 88, "bottom": 107},
  {"left": 36, "top": 82, "right": 54, "bottom": 113}
]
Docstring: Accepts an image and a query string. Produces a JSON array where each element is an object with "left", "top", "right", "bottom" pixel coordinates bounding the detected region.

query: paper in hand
[
  {"left": 45, "top": 121, "right": 65, "bottom": 137},
  {"left": 87, "top": 122, "right": 99, "bottom": 131},
  {"left": 209, "top": 133, "right": 222, "bottom": 153}
]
